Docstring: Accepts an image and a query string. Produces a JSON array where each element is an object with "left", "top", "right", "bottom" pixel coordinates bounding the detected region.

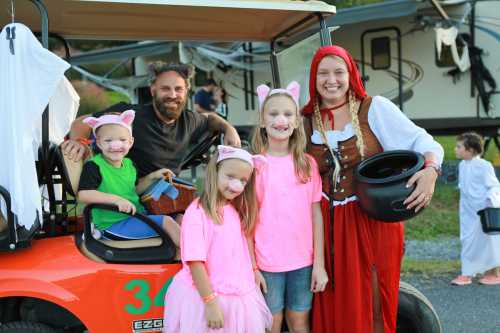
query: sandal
[{"left": 450, "top": 275, "right": 472, "bottom": 286}]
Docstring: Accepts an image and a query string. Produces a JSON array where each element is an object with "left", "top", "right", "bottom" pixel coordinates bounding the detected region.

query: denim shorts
[
  {"left": 102, "top": 214, "right": 164, "bottom": 240},
  {"left": 261, "top": 265, "right": 313, "bottom": 314}
]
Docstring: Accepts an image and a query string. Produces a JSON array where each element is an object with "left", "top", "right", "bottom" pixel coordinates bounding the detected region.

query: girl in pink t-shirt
[
  {"left": 163, "top": 145, "right": 272, "bottom": 333},
  {"left": 250, "top": 81, "right": 328, "bottom": 333}
]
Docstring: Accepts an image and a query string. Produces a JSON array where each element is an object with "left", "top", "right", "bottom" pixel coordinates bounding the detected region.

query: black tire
[
  {"left": 0, "top": 321, "right": 56, "bottom": 333},
  {"left": 397, "top": 281, "right": 442, "bottom": 333}
]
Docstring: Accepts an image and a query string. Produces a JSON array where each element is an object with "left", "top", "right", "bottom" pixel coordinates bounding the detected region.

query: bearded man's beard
[{"left": 153, "top": 94, "right": 187, "bottom": 121}]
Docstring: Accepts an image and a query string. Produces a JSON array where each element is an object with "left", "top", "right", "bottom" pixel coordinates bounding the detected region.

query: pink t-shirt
[
  {"left": 175, "top": 199, "right": 255, "bottom": 295},
  {"left": 254, "top": 154, "right": 322, "bottom": 272}
]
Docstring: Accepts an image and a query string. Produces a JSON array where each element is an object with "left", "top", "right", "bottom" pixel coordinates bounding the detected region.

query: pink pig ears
[
  {"left": 256, "top": 84, "right": 271, "bottom": 107},
  {"left": 83, "top": 116, "right": 100, "bottom": 128},
  {"left": 256, "top": 81, "right": 300, "bottom": 111},
  {"left": 120, "top": 110, "right": 135, "bottom": 125},
  {"left": 285, "top": 81, "right": 300, "bottom": 105},
  {"left": 83, "top": 110, "right": 136, "bottom": 135}
]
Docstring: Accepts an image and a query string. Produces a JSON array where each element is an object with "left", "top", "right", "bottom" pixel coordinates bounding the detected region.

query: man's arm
[
  {"left": 205, "top": 113, "right": 241, "bottom": 147},
  {"left": 60, "top": 115, "right": 93, "bottom": 162}
]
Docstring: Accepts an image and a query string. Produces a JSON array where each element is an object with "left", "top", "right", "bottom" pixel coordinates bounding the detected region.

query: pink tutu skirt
[{"left": 164, "top": 276, "right": 272, "bottom": 333}]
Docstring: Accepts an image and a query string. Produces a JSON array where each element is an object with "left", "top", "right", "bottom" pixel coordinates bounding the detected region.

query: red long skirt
[{"left": 312, "top": 198, "right": 404, "bottom": 333}]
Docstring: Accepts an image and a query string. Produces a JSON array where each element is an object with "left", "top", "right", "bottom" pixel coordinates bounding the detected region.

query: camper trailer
[{"left": 280, "top": 0, "right": 500, "bottom": 141}]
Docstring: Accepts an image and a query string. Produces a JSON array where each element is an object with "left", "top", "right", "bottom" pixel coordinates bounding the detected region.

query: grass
[
  {"left": 401, "top": 258, "right": 461, "bottom": 278},
  {"left": 404, "top": 183, "right": 460, "bottom": 241}
]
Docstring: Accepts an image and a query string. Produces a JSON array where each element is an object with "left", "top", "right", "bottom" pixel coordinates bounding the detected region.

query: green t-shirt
[{"left": 89, "top": 154, "right": 145, "bottom": 230}]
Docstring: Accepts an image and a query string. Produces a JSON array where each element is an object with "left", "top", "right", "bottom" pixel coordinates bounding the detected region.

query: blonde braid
[
  {"left": 313, "top": 99, "right": 341, "bottom": 191},
  {"left": 348, "top": 90, "right": 365, "bottom": 160}
]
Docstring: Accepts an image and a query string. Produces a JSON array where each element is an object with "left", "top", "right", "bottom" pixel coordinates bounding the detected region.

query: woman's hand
[
  {"left": 254, "top": 269, "right": 268, "bottom": 294},
  {"left": 403, "top": 167, "right": 439, "bottom": 212},
  {"left": 114, "top": 198, "right": 136, "bottom": 214},
  {"left": 311, "top": 264, "right": 329, "bottom": 292},
  {"left": 205, "top": 301, "right": 224, "bottom": 329}
]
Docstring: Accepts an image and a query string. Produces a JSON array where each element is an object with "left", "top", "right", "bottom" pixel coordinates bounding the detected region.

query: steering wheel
[{"left": 179, "top": 132, "right": 220, "bottom": 171}]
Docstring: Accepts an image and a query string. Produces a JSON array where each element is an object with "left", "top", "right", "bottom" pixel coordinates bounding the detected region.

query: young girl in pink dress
[
  {"left": 163, "top": 145, "right": 272, "bottom": 333},
  {"left": 250, "top": 81, "right": 328, "bottom": 333}
]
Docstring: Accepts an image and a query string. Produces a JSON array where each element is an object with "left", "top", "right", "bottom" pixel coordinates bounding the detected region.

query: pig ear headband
[
  {"left": 83, "top": 110, "right": 136, "bottom": 135},
  {"left": 216, "top": 145, "right": 266, "bottom": 168},
  {"left": 256, "top": 81, "right": 300, "bottom": 111}
]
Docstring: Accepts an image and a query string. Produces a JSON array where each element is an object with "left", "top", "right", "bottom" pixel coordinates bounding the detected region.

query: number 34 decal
[{"left": 124, "top": 278, "right": 173, "bottom": 315}]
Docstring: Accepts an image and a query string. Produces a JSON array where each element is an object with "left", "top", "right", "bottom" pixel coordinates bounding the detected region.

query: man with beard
[{"left": 61, "top": 62, "right": 240, "bottom": 179}]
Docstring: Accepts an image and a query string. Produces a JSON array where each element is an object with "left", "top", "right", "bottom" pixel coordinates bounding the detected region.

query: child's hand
[
  {"left": 148, "top": 168, "right": 175, "bottom": 181},
  {"left": 311, "top": 264, "right": 328, "bottom": 293},
  {"left": 205, "top": 301, "right": 224, "bottom": 329},
  {"left": 114, "top": 198, "right": 136, "bottom": 215},
  {"left": 254, "top": 270, "right": 268, "bottom": 294}
]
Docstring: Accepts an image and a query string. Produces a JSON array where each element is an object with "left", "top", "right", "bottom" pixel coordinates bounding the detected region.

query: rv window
[{"left": 371, "top": 37, "right": 391, "bottom": 70}]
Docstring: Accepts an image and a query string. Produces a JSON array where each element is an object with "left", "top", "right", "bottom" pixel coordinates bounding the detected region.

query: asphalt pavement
[{"left": 405, "top": 272, "right": 500, "bottom": 332}]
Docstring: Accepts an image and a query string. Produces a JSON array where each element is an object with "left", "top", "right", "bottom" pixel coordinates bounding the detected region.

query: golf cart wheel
[
  {"left": 0, "top": 321, "right": 56, "bottom": 333},
  {"left": 397, "top": 281, "right": 442, "bottom": 333}
]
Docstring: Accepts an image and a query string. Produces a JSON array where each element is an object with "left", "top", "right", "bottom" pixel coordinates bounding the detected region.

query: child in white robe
[{"left": 451, "top": 132, "right": 500, "bottom": 285}]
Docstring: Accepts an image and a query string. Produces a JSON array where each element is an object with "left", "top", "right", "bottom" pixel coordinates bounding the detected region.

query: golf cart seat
[{"left": 59, "top": 148, "right": 177, "bottom": 264}]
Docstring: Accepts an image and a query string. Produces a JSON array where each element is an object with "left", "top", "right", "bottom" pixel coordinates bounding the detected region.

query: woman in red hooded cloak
[{"left": 302, "top": 46, "right": 444, "bottom": 333}]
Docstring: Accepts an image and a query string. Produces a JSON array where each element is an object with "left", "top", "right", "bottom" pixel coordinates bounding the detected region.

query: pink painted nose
[
  {"left": 228, "top": 179, "right": 244, "bottom": 193},
  {"left": 109, "top": 140, "right": 125, "bottom": 150},
  {"left": 275, "top": 116, "right": 288, "bottom": 127}
]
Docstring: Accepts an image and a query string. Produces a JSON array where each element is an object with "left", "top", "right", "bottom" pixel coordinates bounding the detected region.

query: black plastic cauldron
[
  {"left": 477, "top": 208, "right": 500, "bottom": 235},
  {"left": 354, "top": 150, "right": 425, "bottom": 222}
]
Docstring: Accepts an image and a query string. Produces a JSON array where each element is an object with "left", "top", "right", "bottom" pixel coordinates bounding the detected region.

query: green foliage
[
  {"left": 81, "top": 62, "right": 133, "bottom": 79},
  {"left": 107, "top": 91, "right": 131, "bottom": 105},
  {"left": 324, "top": 0, "right": 386, "bottom": 9},
  {"left": 69, "top": 40, "right": 135, "bottom": 52},
  {"left": 73, "top": 80, "right": 109, "bottom": 116},
  {"left": 405, "top": 184, "right": 460, "bottom": 240}
]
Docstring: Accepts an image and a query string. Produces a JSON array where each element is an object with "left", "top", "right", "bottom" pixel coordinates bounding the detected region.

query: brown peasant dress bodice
[{"left": 304, "top": 96, "right": 383, "bottom": 201}]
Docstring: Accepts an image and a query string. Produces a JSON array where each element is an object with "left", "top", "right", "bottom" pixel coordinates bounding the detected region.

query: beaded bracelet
[{"left": 202, "top": 292, "right": 218, "bottom": 304}]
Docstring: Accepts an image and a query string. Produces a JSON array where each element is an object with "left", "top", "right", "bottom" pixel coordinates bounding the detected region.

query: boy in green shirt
[{"left": 77, "top": 110, "right": 179, "bottom": 244}]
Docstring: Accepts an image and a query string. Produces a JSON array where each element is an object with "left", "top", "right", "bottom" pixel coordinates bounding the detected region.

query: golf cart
[{"left": 0, "top": 1, "right": 440, "bottom": 332}]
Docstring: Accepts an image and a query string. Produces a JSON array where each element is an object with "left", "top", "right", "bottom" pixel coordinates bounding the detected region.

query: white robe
[
  {"left": 458, "top": 156, "right": 500, "bottom": 276},
  {"left": 0, "top": 23, "right": 70, "bottom": 229}
]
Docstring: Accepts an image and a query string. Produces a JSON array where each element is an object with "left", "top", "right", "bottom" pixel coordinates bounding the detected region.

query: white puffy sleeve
[{"left": 368, "top": 96, "right": 444, "bottom": 165}]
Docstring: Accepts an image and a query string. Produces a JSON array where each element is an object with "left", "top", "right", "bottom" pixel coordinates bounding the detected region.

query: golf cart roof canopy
[{"left": 7, "top": 0, "right": 335, "bottom": 41}]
